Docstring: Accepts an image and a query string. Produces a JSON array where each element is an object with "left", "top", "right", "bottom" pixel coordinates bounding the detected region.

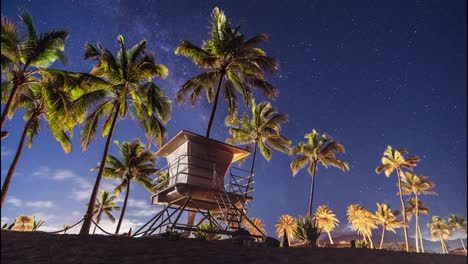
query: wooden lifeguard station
[{"left": 133, "top": 131, "right": 265, "bottom": 238}]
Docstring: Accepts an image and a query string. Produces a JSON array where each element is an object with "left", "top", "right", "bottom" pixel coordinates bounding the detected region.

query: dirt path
[{"left": 1, "top": 231, "right": 466, "bottom": 264}]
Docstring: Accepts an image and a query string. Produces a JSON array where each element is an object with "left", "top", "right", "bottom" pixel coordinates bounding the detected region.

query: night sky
[{"left": 1, "top": 0, "right": 466, "bottom": 241}]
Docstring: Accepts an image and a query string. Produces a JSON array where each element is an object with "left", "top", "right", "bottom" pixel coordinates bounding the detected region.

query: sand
[{"left": 1, "top": 231, "right": 466, "bottom": 264}]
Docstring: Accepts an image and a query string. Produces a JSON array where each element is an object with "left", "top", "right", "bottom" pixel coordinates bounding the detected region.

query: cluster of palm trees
[{"left": 1, "top": 8, "right": 466, "bottom": 255}]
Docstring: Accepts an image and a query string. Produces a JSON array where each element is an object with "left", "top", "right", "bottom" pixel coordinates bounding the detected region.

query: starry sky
[{"left": 1, "top": 0, "right": 466, "bottom": 241}]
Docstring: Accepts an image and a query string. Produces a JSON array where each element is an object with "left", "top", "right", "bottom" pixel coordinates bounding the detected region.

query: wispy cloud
[
  {"left": 33, "top": 166, "right": 78, "bottom": 180},
  {"left": 93, "top": 218, "right": 144, "bottom": 235},
  {"left": 1, "top": 146, "right": 12, "bottom": 157},
  {"left": 25, "top": 201, "right": 55, "bottom": 208},
  {"left": 6, "top": 196, "right": 22, "bottom": 207},
  {"left": 130, "top": 208, "right": 159, "bottom": 217}
]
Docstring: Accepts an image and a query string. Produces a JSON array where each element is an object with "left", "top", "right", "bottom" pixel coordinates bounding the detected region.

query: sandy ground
[{"left": 1, "top": 231, "right": 466, "bottom": 264}]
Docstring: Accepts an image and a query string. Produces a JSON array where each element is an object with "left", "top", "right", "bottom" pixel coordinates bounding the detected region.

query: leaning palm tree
[
  {"left": 96, "top": 140, "right": 158, "bottom": 234},
  {"left": 1, "top": 73, "right": 78, "bottom": 207},
  {"left": 78, "top": 35, "right": 171, "bottom": 235},
  {"left": 89, "top": 191, "right": 120, "bottom": 234},
  {"left": 347, "top": 204, "right": 378, "bottom": 248},
  {"left": 448, "top": 214, "right": 467, "bottom": 255},
  {"left": 1, "top": 12, "right": 68, "bottom": 132},
  {"left": 175, "top": 7, "right": 278, "bottom": 138},
  {"left": 246, "top": 217, "right": 266, "bottom": 241},
  {"left": 401, "top": 172, "right": 436, "bottom": 252},
  {"left": 428, "top": 216, "right": 452, "bottom": 254},
  {"left": 226, "top": 100, "right": 291, "bottom": 194},
  {"left": 290, "top": 130, "right": 349, "bottom": 217},
  {"left": 374, "top": 203, "right": 403, "bottom": 249},
  {"left": 314, "top": 205, "right": 340, "bottom": 244},
  {"left": 406, "top": 197, "right": 429, "bottom": 252},
  {"left": 275, "top": 214, "right": 296, "bottom": 243},
  {"left": 375, "top": 146, "right": 421, "bottom": 252}
]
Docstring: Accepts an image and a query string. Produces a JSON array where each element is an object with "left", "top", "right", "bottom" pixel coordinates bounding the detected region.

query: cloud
[
  {"left": 33, "top": 166, "right": 78, "bottom": 181},
  {"left": 33, "top": 166, "right": 50, "bottom": 176},
  {"left": 131, "top": 208, "right": 159, "bottom": 217},
  {"left": 71, "top": 178, "right": 118, "bottom": 201},
  {"left": 1, "top": 217, "right": 9, "bottom": 225},
  {"left": 31, "top": 212, "right": 57, "bottom": 222},
  {"left": 1, "top": 146, "right": 12, "bottom": 157},
  {"left": 93, "top": 218, "right": 144, "bottom": 235},
  {"left": 116, "top": 198, "right": 151, "bottom": 209},
  {"left": 6, "top": 196, "right": 22, "bottom": 207},
  {"left": 25, "top": 201, "right": 55, "bottom": 208},
  {"left": 51, "top": 169, "right": 76, "bottom": 180}
]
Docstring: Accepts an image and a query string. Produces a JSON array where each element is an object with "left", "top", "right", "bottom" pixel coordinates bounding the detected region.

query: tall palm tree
[
  {"left": 275, "top": 214, "right": 296, "bottom": 243},
  {"left": 375, "top": 146, "right": 420, "bottom": 252},
  {"left": 314, "top": 205, "right": 340, "bottom": 244},
  {"left": 406, "top": 197, "right": 429, "bottom": 252},
  {"left": 347, "top": 204, "right": 378, "bottom": 248},
  {"left": 174, "top": 7, "right": 278, "bottom": 138},
  {"left": 1, "top": 72, "right": 78, "bottom": 207},
  {"left": 88, "top": 191, "right": 120, "bottom": 234},
  {"left": 78, "top": 35, "right": 171, "bottom": 235},
  {"left": 97, "top": 140, "right": 158, "bottom": 234},
  {"left": 400, "top": 172, "right": 436, "bottom": 252},
  {"left": 374, "top": 203, "right": 403, "bottom": 249},
  {"left": 448, "top": 214, "right": 467, "bottom": 254},
  {"left": 428, "top": 216, "right": 452, "bottom": 254},
  {"left": 1, "top": 12, "right": 68, "bottom": 132},
  {"left": 226, "top": 100, "right": 291, "bottom": 194},
  {"left": 290, "top": 130, "right": 349, "bottom": 217}
]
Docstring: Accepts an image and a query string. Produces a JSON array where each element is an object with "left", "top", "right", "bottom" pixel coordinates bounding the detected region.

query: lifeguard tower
[{"left": 133, "top": 130, "right": 265, "bottom": 238}]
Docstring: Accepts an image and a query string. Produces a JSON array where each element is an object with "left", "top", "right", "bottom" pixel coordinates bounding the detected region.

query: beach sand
[{"left": 1, "top": 231, "right": 466, "bottom": 264}]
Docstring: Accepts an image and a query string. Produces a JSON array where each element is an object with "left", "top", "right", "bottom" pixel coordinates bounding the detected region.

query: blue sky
[{"left": 1, "top": 0, "right": 466, "bottom": 242}]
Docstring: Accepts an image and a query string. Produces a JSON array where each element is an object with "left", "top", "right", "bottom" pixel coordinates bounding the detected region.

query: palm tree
[
  {"left": 88, "top": 191, "right": 120, "bottom": 234},
  {"left": 375, "top": 146, "right": 420, "bottom": 252},
  {"left": 428, "top": 216, "right": 452, "bottom": 254},
  {"left": 174, "top": 7, "right": 278, "bottom": 138},
  {"left": 78, "top": 35, "right": 171, "bottom": 235},
  {"left": 1, "top": 12, "right": 68, "bottom": 132},
  {"left": 347, "top": 204, "right": 378, "bottom": 248},
  {"left": 246, "top": 217, "right": 266, "bottom": 239},
  {"left": 294, "top": 215, "right": 322, "bottom": 246},
  {"left": 275, "top": 214, "right": 296, "bottom": 244},
  {"left": 1, "top": 73, "right": 78, "bottom": 207},
  {"left": 97, "top": 140, "right": 158, "bottom": 234},
  {"left": 314, "top": 205, "right": 340, "bottom": 244},
  {"left": 401, "top": 172, "right": 436, "bottom": 252},
  {"left": 226, "top": 100, "right": 291, "bottom": 194},
  {"left": 374, "top": 203, "right": 403, "bottom": 249},
  {"left": 406, "top": 197, "right": 429, "bottom": 252},
  {"left": 448, "top": 214, "right": 467, "bottom": 254},
  {"left": 290, "top": 130, "right": 349, "bottom": 217}
]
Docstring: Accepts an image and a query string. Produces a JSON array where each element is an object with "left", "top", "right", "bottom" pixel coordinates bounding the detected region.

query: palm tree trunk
[
  {"left": 0, "top": 115, "right": 34, "bottom": 207},
  {"left": 93, "top": 224, "right": 97, "bottom": 234},
  {"left": 415, "top": 194, "right": 420, "bottom": 252},
  {"left": 308, "top": 162, "right": 317, "bottom": 218},
  {"left": 80, "top": 107, "right": 120, "bottom": 235},
  {"left": 396, "top": 169, "right": 410, "bottom": 252},
  {"left": 362, "top": 234, "right": 368, "bottom": 244},
  {"left": 367, "top": 234, "right": 374, "bottom": 249},
  {"left": 380, "top": 226, "right": 386, "bottom": 249},
  {"left": 457, "top": 228, "right": 467, "bottom": 254},
  {"left": 205, "top": 73, "right": 225, "bottom": 138},
  {"left": 0, "top": 82, "right": 20, "bottom": 130},
  {"left": 418, "top": 223, "right": 425, "bottom": 252},
  {"left": 183, "top": 211, "right": 197, "bottom": 238},
  {"left": 327, "top": 231, "right": 334, "bottom": 244},
  {"left": 245, "top": 141, "right": 258, "bottom": 197},
  {"left": 115, "top": 179, "right": 130, "bottom": 234}
]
